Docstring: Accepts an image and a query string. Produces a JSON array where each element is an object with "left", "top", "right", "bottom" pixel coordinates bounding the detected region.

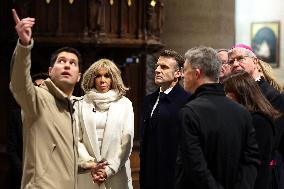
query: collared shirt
[{"left": 150, "top": 87, "right": 173, "bottom": 117}]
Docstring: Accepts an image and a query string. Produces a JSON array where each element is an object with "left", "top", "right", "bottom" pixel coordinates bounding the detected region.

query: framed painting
[{"left": 251, "top": 21, "right": 280, "bottom": 67}]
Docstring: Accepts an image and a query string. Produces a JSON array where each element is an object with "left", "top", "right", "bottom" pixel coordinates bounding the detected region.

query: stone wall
[{"left": 161, "top": 0, "right": 235, "bottom": 54}]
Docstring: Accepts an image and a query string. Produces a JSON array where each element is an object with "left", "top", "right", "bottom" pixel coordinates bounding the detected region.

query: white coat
[{"left": 75, "top": 96, "right": 134, "bottom": 189}]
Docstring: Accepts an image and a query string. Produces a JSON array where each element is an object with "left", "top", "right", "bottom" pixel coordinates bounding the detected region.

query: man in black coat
[
  {"left": 175, "top": 46, "right": 260, "bottom": 189},
  {"left": 139, "top": 50, "right": 190, "bottom": 189}
]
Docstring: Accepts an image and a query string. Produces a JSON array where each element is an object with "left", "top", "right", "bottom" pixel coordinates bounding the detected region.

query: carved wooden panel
[
  {"left": 33, "top": 1, "right": 58, "bottom": 34},
  {"left": 104, "top": 0, "right": 120, "bottom": 38},
  {"left": 9, "top": 0, "right": 164, "bottom": 45},
  {"left": 60, "top": 1, "right": 87, "bottom": 34},
  {"left": 121, "top": 0, "right": 139, "bottom": 38},
  {"left": 146, "top": 0, "right": 164, "bottom": 39},
  {"left": 33, "top": 0, "right": 87, "bottom": 36}
]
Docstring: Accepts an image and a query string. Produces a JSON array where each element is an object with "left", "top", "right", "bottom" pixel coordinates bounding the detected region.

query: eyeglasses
[{"left": 228, "top": 55, "right": 250, "bottom": 65}]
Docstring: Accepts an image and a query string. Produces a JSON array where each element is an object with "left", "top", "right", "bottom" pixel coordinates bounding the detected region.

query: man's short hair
[
  {"left": 185, "top": 46, "right": 221, "bottom": 82},
  {"left": 50, "top": 47, "right": 82, "bottom": 71},
  {"left": 160, "top": 49, "right": 185, "bottom": 69}
]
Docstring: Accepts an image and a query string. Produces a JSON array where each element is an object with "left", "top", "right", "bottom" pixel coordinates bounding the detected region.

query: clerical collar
[
  {"left": 160, "top": 87, "right": 173, "bottom": 94},
  {"left": 255, "top": 75, "right": 262, "bottom": 82}
]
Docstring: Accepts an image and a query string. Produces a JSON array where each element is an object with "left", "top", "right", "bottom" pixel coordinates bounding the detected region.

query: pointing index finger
[{"left": 12, "top": 9, "right": 20, "bottom": 24}]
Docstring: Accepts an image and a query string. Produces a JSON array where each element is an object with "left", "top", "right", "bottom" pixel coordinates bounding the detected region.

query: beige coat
[
  {"left": 75, "top": 96, "right": 134, "bottom": 189},
  {"left": 10, "top": 40, "right": 78, "bottom": 189}
]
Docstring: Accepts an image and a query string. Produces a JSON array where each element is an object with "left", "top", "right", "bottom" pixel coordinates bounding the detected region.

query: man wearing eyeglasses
[
  {"left": 228, "top": 44, "right": 261, "bottom": 80},
  {"left": 229, "top": 44, "right": 284, "bottom": 189},
  {"left": 217, "top": 49, "right": 231, "bottom": 83},
  {"left": 140, "top": 50, "right": 191, "bottom": 189}
]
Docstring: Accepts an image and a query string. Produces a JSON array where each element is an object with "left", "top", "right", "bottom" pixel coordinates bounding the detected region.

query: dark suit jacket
[
  {"left": 252, "top": 112, "right": 274, "bottom": 189},
  {"left": 175, "top": 83, "right": 260, "bottom": 189},
  {"left": 139, "top": 83, "right": 190, "bottom": 189}
]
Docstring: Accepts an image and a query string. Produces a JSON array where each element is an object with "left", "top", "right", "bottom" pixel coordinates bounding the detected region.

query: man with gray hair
[{"left": 175, "top": 46, "right": 260, "bottom": 189}]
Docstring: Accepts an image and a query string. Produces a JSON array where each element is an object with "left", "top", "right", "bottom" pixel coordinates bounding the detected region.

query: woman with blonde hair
[
  {"left": 75, "top": 59, "right": 134, "bottom": 189},
  {"left": 257, "top": 60, "right": 283, "bottom": 93}
]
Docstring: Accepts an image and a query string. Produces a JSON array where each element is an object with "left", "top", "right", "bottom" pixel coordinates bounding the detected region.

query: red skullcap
[{"left": 232, "top": 43, "right": 254, "bottom": 52}]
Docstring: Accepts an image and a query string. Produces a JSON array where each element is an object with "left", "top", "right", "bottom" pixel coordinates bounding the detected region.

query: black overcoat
[
  {"left": 139, "top": 83, "right": 190, "bottom": 189},
  {"left": 175, "top": 83, "right": 260, "bottom": 189}
]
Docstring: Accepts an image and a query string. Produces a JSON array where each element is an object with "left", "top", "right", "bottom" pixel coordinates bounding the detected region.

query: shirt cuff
[{"left": 105, "top": 166, "right": 114, "bottom": 178}]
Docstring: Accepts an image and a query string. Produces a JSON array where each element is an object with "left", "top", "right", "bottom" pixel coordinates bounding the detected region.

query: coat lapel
[
  {"left": 147, "top": 90, "right": 159, "bottom": 116},
  {"left": 100, "top": 101, "right": 121, "bottom": 158},
  {"left": 82, "top": 100, "right": 102, "bottom": 161}
]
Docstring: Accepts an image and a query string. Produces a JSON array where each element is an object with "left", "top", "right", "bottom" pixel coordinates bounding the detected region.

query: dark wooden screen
[{"left": 0, "top": 1, "right": 164, "bottom": 188}]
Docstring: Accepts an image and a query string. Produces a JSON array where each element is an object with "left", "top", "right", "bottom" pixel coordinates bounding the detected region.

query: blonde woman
[
  {"left": 258, "top": 60, "right": 283, "bottom": 93},
  {"left": 75, "top": 59, "right": 134, "bottom": 189}
]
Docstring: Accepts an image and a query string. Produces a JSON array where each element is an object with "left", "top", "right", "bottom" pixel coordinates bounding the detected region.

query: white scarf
[{"left": 84, "top": 89, "right": 119, "bottom": 111}]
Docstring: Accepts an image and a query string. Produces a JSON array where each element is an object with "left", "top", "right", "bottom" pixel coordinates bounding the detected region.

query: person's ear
[
  {"left": 175, "top": 69, "right": 182, "bottom": 78},
  {"left": 195, "top": 68, "right": 201, "bottom": 79},
  {"left": 77, "top": 73, "right": 81, "bottom": 83}
]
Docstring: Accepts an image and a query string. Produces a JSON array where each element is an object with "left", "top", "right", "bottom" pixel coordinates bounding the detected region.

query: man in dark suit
[
  {"left": 139, "top": 50, "right": 190, "bottom": 189},
  {"left": 175, "top": 46, "right": 260, "bottom": 189}
]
